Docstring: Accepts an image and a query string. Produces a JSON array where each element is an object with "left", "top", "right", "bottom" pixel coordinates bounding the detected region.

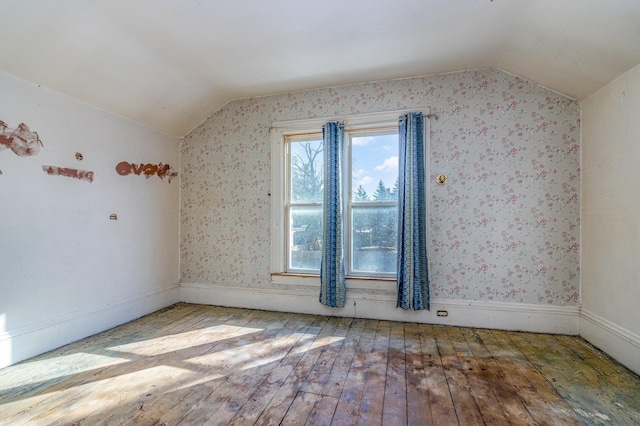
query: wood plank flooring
[{"left": 1, "top": 303, "right": 639, "bottom": 425}]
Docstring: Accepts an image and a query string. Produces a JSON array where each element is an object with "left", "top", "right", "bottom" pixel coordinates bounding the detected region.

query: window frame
[{"left": 270, "top": 109, "right": 430, "bottom": 288}]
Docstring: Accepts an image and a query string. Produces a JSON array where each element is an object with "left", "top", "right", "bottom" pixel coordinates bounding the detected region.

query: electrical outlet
[{"left": 437, "top": 310, "right": 448, "bottom": 317}]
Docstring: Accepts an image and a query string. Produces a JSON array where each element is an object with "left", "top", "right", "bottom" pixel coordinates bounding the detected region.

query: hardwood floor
[{"left": 1, "top": 303, "right": 639, "bottom": 425}]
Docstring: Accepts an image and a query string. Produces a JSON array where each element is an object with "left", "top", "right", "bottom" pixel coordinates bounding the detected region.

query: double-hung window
[
  {"left": 272, "top": 112, "right": 408, "bottom": 280},
  {"left": 285, "top": 129, "right": 398, "bottom": 276},
  {"left": 273, "top": 110, "right": 430, "bottom": 310}
]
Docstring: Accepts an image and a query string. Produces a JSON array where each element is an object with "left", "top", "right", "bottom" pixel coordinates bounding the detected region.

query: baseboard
[
  {"left": 179, "top": 283, "right": 579, "bottom": 335},
  {"left": 0, "top": 283, "right": 179, "bottom": 369},
  {"left": 580, "top": 309, "right": 640, "bottom": 376}
]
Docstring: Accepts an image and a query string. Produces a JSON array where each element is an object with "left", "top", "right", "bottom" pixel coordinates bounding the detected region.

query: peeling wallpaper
[{"left": 181, "top": 69, "right": 580, "bottom": 306}]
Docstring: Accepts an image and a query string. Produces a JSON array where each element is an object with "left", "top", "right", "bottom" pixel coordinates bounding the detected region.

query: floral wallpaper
[{"left": 181, "top": 68, "right": 580, "bottom": 306}]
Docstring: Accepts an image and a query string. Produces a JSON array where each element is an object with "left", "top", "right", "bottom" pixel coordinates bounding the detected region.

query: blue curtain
[
  {"left": 397, "top": 112, "right": 430, "bottom": 310},
  {"left": 320, "top": 122, "right": 346, "bottom": 307}
]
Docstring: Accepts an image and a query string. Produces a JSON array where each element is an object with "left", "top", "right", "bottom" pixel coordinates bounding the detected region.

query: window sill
[{"left": 271, "top": 272, "right": 395, "bottom": 290}]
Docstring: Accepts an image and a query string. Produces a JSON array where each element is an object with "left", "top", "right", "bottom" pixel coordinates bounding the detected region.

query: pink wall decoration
[
  {"left": 0, "top": 120, "right": 43, "bottom": 157},
  {"left": 42, "top": 165, "right": 94, "bottom": 183},
  {"left": 116, "top": 161, "right": 178, "bottom": 182}
]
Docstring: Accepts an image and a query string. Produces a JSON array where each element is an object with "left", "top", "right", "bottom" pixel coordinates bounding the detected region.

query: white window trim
[{"left": 270, "top": 109, "right": 430, "bottom": 290}]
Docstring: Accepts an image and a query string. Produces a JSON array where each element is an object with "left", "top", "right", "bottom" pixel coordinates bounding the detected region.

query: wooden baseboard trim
[{"left": 179, "top": 283, "right": 579, "bottom": 335}]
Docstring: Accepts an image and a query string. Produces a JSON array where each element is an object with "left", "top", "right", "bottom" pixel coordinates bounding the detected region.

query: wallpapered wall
[{"left": 181, "top": 68, "right": 580, "bottom": 306}]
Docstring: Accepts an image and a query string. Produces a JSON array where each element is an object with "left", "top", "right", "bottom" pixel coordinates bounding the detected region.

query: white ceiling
[{"left": 1, "top": 0, "right": 639, "bottom": 137}]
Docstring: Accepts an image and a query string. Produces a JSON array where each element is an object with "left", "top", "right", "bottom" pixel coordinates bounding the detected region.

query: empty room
[{"left": 1, "top": 1, "right": 640, "bottom": 424}]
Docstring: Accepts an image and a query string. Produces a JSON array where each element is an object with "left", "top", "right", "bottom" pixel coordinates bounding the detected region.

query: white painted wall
[
  {"left": 581, "top": 64, "right": 640, "bottom": 375},
  {"left": 0, "top": 72, "right": 180, "bottom": 368}
]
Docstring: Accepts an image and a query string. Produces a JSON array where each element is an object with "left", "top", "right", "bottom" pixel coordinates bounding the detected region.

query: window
[
  {"left": 348, "top": 129, "right": 398, "bottom": 277},
  {"left": 271, "top": 110, "right": 429, "bottom": 283},
  {"left": 287, "top": 134, "right": 324, "bottom": 272},
  {"left": 285, "top": 129, "right": 398, "bottom": 276}
]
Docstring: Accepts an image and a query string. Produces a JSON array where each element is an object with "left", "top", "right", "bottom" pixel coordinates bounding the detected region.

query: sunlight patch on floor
[
  {"left": 225, "top": 334, "right": 346, "bottom": 371},
  {"left": 290, "top": 335, "right": 345, "bottom": 355},
  {"left": 106, "top": 325, "right": 264, "bottom": 356},
  {"left": 0, "top": 352, "right": 128, "bottom": 392},
  {"left": 30, "top": 364, "right": 192, "bottom": 423}
]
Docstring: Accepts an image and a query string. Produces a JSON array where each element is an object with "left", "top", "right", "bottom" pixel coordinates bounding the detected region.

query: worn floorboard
[{"left": 1, "top": 303, "right": 639, "bottom": 425}]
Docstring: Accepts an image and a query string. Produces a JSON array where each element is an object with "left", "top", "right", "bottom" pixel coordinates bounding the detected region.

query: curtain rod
[{"left": 271, "top": 108, "right": 436, "bottom": 129}]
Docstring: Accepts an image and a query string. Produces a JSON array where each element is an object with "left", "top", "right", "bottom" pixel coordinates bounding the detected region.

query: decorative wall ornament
[
  {"left": 0, "top": 120, "right": 43, "bottom": 156},
  {"left": 115, "top": 161, "right": 178, "bottom": 182},
  {"left": 42, "top": 165, "right": 94, "bottom": 183}
]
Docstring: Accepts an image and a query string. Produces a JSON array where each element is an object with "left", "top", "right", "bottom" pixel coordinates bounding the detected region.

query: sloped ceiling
[{"left": 1, "top": 0, "right": 639, "bottom": 137}]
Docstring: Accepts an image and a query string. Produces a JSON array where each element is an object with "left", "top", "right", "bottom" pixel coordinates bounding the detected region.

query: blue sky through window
[{"left": 351, "top": 133, "right": 398, "bottom": 198}]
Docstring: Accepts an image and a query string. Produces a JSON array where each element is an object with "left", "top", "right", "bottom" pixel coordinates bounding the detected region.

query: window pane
[
  {"left": 290, "top": 206, "right": 322, "bottom": 271},
  {"left": 290, "top": 139, "right": 323, "bottom": 203},
  {"left": 351, "top": 133, "right": 398, "bottom": 202},
  {"left": 352, "top": 206, "right": 397, "bottom": 274}
]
